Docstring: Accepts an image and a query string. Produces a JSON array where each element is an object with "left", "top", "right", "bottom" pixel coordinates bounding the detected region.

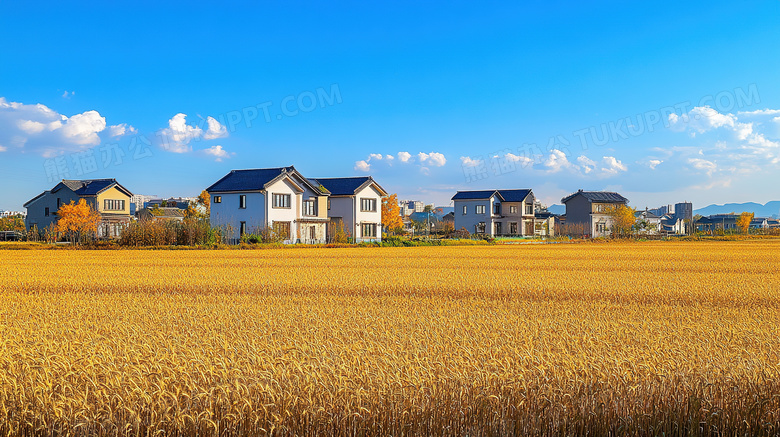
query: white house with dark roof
[
  {"left": 23, "top": 179, "right": 133, "bottom": 238},
  {"left": 206, "top": 166, "right": 331, "bottom": 243},
  {"left": 451, "top": 189, "right": 536, "bottom": 237},
  {"left": 561, "top": 189, "right": 629, "bottom": 237},
  {"left": 309, "top": 176, "right": 388, "bottom": 242}
]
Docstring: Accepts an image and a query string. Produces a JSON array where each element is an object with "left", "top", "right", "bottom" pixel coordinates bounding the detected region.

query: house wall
[
  {"left": 327, "top": 196, "right": 355, "bottom": 236},
  {"left": 209, "top": 191, "right": 267, "bottom": 240},
  {"left": 25, "top": 189, "right": 80, "bottom": 231},
  {"left": 264, "top": 178, "right": 301, "bottom": 243},
  {"left": 563, "top": 194, "right": 592, "bottom": 235},
  {"left": 96, "top": 187, "right": 131, "bottom": 215},
  {"left": 454, "top": 197, "right": 496, "bottom": 235},
  {"left": 354, "top": 184, "right": 383, "bottom": 242},
  {"left": 296, "top": 182, "right": 328, "bottom": 243}
]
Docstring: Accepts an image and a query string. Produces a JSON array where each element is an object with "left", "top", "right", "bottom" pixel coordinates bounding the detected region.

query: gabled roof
[
  {"left": 452, "top": 189, "right": 533, "bottom": 202},
  {"left": 561, "top": 189, "right": 628, "bottom": 204},
  {"left": 139, "top": 207, "right": 185, "bottom": 218},
  {"left": 312, "top": 176, "right": 388, "bottom": 197},
  {"left": 23, "top": 191, "right": 48, "bottom": 208},
  {"left": 451, "top": 190, "right": 502, "bottom": 201},
  {"left": 497, "top": 189, "right": 533, "bottom": 202},
  {"left": 207, "top": 166, "right": 325, "bottom": 194},
  {"left": 636, "top": 210, "right": 661, "bottom": 219},
  {"left": 53, "top": 179, "right": 132, "bottom": 197}
]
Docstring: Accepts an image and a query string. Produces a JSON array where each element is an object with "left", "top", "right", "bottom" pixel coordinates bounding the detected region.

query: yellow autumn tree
[
  {"left": 736, "top": 212, "right": 754, "bottom": 234},
  {"left": 604, "top": 204, "right": 637, "bottom": 238},
  {"left": 56, "top": 199, "right": 102, "bottom": 244},
  {"left": 185, "top": 190, "right": 211, "bottom": 220},
  {"left": 381, "top": 194, "right": 403, "bottom": 235}
]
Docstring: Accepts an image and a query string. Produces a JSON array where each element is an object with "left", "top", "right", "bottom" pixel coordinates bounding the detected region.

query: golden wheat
[{"left": 0, "top": 241, "right": 779, "bottom": 435}]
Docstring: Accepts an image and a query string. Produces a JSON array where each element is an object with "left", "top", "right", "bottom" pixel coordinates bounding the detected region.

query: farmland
[{"left": 1, "top": 241, "right": 779, "bottom": 435}]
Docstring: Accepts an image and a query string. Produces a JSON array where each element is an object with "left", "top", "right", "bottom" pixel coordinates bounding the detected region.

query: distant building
[
  {"left": 561, "top": 190, "right": 629, "bottom": 237},
  {"left": 137, "top": 207, "right": 185, "bottom": 222},
  {"left": 398, "top": 200, "right": 424, "bottom": 215},
  {"left": 144, "top": 197, "right": 195, "bottom": 210},
  {"left": 452, "top": 189, "right": 536, "bottom": 236},
  {"left": 635, "top": 209, "right": 662, "bottom": 235},
  {"left": 695, "top": 214, "right": 738, "bottom": 232},
  {"left": 23, "top": 179, "right": 133, "bottom": 238},
  {"left": 130, "top": 194, "right": 157, "bottom": 215},
  {"left": 674, "top": 202, "right": 693, "bottom": 223},
  {"left": 0, "top": 210, "right": 26, "bottom": 218}
]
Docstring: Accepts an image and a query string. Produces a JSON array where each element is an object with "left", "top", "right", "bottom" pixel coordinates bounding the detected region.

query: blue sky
[{"left": 2, "top": 1, "right": 779, "bottom": 211}]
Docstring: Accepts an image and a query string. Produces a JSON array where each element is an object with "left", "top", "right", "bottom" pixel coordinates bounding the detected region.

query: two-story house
[
  {"left": 561, "top": 190, "right": 629, "bottom": 237},
  {"left": 451, "top": 189, "right": 536, "bottom": 237},
  {"left": 23, "top": 179, "right": 133, "bottom": 238},
  {"left": 206, "top": 166, "right": 331, "bottom": 243},
  {"left": 310, "top": 176, "right": 388, "bottom": 242}
]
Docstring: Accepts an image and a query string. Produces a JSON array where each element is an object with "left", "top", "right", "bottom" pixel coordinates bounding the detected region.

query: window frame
[
  {"left": 476, "top": 205, "right": 486, "bottom": 215},
  {"left": 45, "top": 207, "right": 50, "bottom": 217},
  {"left": 239, "top": 195, "right": 247, "bottom": 209},
  {"left": 213, "top": 196, "right": 222, "bottom": 204},
  {"left": 273, "top": 221, "right": 291, "bottom": 239},
  {"left": 303, "top": 199, "right": 316, "bottom": 216},
  {"left": 272, "top": 193, "right": 291, "bottom": 209},
  {"left": 476, "top": 222, "right": 486, "bottom": 233},
  {"left": 509, "top": 205, "right": 517, "bottom": 214},
  {"left": 361, "top": 222, "right": 377, "bottom": 238},
  {"left": 462, "top": 205, "right": 467, "bottom": 215},
  {"left": 360, "top": 198, "right": 377, "bottom": 212},
  {"left": 239, "top": 221, "right": 246, "bottom": 236}
]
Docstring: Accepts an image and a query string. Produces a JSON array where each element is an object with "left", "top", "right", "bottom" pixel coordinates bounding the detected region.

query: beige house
[{"left": 24, "top": 179, "right": 133, "bottom": 238}]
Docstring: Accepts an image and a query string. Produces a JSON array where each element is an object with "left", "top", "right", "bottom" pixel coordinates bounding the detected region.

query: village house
[
  {"left": 451, "top": 189, "right": 536, "bottom": 237},
  {"left": 23, "top": 179, "right": 133, "bottom": 238},
  {"left": 310, "top": 176, "right": 387, "bottom": 242},
  {"left": 206, "top": 166, "right": 331, "bottom": 243},
  {"left": 561, "top": 190, "right": 629, "bottom": 237}
]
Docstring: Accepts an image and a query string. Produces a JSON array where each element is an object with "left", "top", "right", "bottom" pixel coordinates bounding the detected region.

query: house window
[
  {"left": 476, "top": 222, "right": 486, "bottom": 233},
  {"left": 361, "top": 223, "right": 377, "bottom": 238},
  {"left": 104, "top": 199, "right": 125, "bottom": 211},
  {"left": 328, "top": 198, "right": 331, "bottom": 210},
  {"left": 509, "top": 206, "right": 517, "bottom": 214},
  {"left": 360, "top": 198, "right": 377, "bottom": 212},
  {"left": 476, "top": 205, "right": 486, "bottom": 214},
  {"left": 493, "top": 203, "right": 500, "bottom": 215},
  {"left": 272, "top": 193, "right": 290, "bottom": 208},
  {"left": 595, "top": 204, "right": 604, "bottom": 212},
  {"left": 525, "top": 204, "right": 533, "bottom": 215},
  {"left": 303, "top": 199, "right": 316, "bottom": 216},
  {"left": 462, "top": 205, "right": 467, "bottom": 215},
  {"left": 509, "top": 222, "right": 518, "bottom": 234},
  {"left": 213, "top": 196, "right": 222, "bottom": 204},
  {"left": 45, "top": 207, "right": 50, "bottom": 217},
  {"left": 240, "top": 221, "right": 246, "bottom": 236},
  {"left": 273, "top": 221, "right": 291, "bottom": 239},
  {"left": 495, "top": 222, "right": 502, "bottom": 235},
  {"left": 239, "top": 195, "right": 247, "bottom": 209},
  {"left": 56, "top": 198, "right": 61, "bottom": 209}
]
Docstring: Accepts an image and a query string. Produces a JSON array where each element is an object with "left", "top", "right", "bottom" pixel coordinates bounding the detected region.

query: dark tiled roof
[
  {"left": 206, "top": 168, "right": 288, "bottom": 192},
  {"left": 59, "top": 179, "right": 129, "bottom": 196},
  {"left": 497, "top": 189, "right": 532, "bottom": 202},
  {"left": 451, "top": 190, "right": 500, "bottom": 201},
  {"left": 313, "top": 177, "right": 387, "bottom": 196},
  {"left": 561, "top": 190, "right": 628, "bottom": 204}
]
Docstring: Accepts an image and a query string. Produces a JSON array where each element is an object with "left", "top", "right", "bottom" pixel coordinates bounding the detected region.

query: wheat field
[{"left": 1, "top": 241, "right": 779, "bottom": 436}]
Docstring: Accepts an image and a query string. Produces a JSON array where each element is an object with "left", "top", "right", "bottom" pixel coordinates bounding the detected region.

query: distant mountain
[
  {"left": 547, "top": 204, "right": 565, "bottom": 215},
  {"left": 695, "top": 201, "right": 780, "bottom": 218}
]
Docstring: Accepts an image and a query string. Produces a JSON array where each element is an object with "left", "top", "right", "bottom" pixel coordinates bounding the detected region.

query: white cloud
[
  {"left": 647, "top": 159, "right": 663, "bottom": 170},
  {"left": 203, "top": 145, "right": 231, "bottom": 162},
  {"left": 202, "top": 116, "right": 228, "bottom": 140},
  {"left": 397, "top": 151, "right": 412, "bottom": 163},
  {"left": 0, "top": 144, "right": 6, "bottom": 152},
  {"left": 108, "top": 123, "right": 137, "bottom": 137},
  {"left": 688, "top": 158, "right": 717, "bottom": 175},
  {"left": 460, "top": 156, "right": 483, "bottom": 167},
  {"left": 576, "top": 155, "right": 596, "bottom": 174},
  {"left": 668, "top": 106, "right": 737, "bottom": 133},
  {"left": 504, "top": 152, "right": 533, "bottom": 166},
  {"left": 418, "top": 152, "right": 446, "bottom": 167},
  {"left": 543, "top": 149, "right": 576, "bottom": 173},
  {"left": 600, "top": 156, "right": 628, "bottom": 175},
  {"left": 385, "top": 154, "right": 394, "bottom": 161},
  {"left": 368, "top": 153, "right": 383, "bottom": 161},
  {"left": 157, "top": 113, "right": 229, "bottom": 153},
  {"left": 354, "top": 160, "right": 371, "bottom": 172},
  {"left": 61, "top": 91, "right": 75, "bottom": 99},
  {"left": 0, "top": 97, "right": 116, "bottom": 157}
]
